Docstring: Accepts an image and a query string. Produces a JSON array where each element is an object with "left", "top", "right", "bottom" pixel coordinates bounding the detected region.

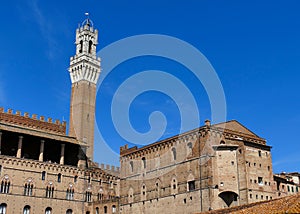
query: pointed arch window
[
  {"left": 66, "top": 184, "right": 74, "bottom": 200},
  {"left": 0, "top": 176, "right": 10, "bottom": 194},
  {"left": 98, "top": 188, "right": 104, "bottom": 201},
  {"left": 46, "top": 183, "right": 54, "bottom": 198},
  {"left": 24, "top": 179, "right": 34, "bottom": 196},
  {"left": 85, "top": 190, "right": 92, "bottom": 202},
  {"left": 95, "top": 207, "right": 99, "bottom": 214},
  {"left": 104, "top": 206, "right": 108, "bottom": 214}
]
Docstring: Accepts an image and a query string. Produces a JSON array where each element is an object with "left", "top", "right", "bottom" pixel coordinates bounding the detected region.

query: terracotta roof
[{"left": 198, "top": 193, "right": 300, "bottom": 214}]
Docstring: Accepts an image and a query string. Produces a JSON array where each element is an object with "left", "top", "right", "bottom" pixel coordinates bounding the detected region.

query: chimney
[{"left": 205, "top": 119, "right": 211, "bottom": 127}]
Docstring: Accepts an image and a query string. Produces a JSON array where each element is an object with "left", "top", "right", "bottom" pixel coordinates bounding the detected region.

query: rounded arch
[
  {"left": 45, "top": 207, "right": 52, "bottom": 214},
  {"left": 171, "top": 147, "right": 177, "bottom": 161},
  {"left": 66, "top": 209, "right": 73, "bottom": 214},
  {"left": 0, "top": 203, "right": 7, "bottom": 213},
  {"left": 23, "top": 205, "right": 31, "bottom": 214},
  {"left": 218, "top": 191, "right": 238, "bottom": 207}
]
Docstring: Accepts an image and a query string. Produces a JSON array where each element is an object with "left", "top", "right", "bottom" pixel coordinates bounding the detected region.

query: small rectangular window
[
  {"left": 188, "top": 181, "right": 195, "bottom": 191},
  {"left": 258, "top": 177, "right": 263, "bottom": 185}
]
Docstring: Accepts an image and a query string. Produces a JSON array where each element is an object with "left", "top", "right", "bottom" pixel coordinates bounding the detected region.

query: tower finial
[{"left": 82, "top": 12, "right": 93, "bottom": 28}]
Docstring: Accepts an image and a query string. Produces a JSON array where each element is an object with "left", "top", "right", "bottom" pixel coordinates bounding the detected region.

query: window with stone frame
[
  {"left": 66, "top": 184, "right": 74, "bottom": 200},
  {"left": 85, "top": 191, "right": 92, "bottom": 202},
  {"left": 188, "top": 180, "right": 195, "bottom": 191},
  {"left": 0, "top": 176, "right": 10, "bottom": 194},
  {"left": 45, "top": 183, "right": 54, "bottom": 198},
  {"left": 24, "top": 179, "right": 34, "bottom": 196}
]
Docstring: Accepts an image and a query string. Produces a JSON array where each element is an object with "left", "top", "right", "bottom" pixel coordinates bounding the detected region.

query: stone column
[
  {"left": 39, "top": 140, "right": 45, "bottom": 161},
  {"left": 17, "top": 136, "right": 23, "bottom": 158},
  {"left": 0, "top": 131, "right": 2, "bottom": 155},
  {"left": 60, "top": 144, "right": 65, "bottom": 165},
  {"left": 77, "top": 146, "right": 86, "bottom": 169}
]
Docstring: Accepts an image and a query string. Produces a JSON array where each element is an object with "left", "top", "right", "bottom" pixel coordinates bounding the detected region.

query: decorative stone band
[{"left": 69, "top": 55, "right": 101, "bottom": 84}]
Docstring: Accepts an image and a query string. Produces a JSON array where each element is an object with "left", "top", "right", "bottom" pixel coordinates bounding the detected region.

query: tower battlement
[{"left": 0, "top": 107, "right": 66, "bottom": 134}]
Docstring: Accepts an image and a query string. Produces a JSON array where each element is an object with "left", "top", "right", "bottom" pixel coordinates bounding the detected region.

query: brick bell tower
[{"left": 68, "top": 15, "right": 101, "bottom": 161}]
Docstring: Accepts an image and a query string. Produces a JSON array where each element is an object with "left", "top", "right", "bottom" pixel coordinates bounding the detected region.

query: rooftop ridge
[{"left": 0, "top": 107, "right": 67, "bottom": 135}]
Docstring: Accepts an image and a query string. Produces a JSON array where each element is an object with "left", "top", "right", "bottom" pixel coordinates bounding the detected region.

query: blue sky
[{"left": 0, "top": 0, "right": 299, "bottom": 172}]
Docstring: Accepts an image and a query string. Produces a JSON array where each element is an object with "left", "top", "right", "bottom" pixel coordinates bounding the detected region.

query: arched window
[
  {"left": 45, "top": 183, "right": 54, "bottom": 198},
  {"left": 24, "top": 179, "right": 34, "bottom": 196},
  {"left": 187, "top": 142, "right": 193, "bottom": 155},
  {"left": 0, "top": 176, "right": 10, "bottom": 194},
  {"left": 172, "top": 148, "right": 177, "bottom": 161},
  {"left": 0, "top": 203, "right": 7, "bottom": 214},
  {"left": 112, "top": 205, "right": 116, "bottom": 213},
  {"left": 95, "top": 207, "right": 99, "bottom": 214},
  {"left": 142, "top": 157, "right": 146, "bottom": 169},
  {"left": 57, "top": 173, "right": 62, "bottom": 183},
  {"left": 66, "top": 184, "right": 74, "bottom": 200},
  {"left": 45, "top": 207, "right": 52, "bottom": 214},
  {"left": 98, "top": 188, "right": 104, "bottom": 201},
  {"left": 23, "top": 205, "right": 30, "bottom": 214},
  {"left": 66, "top": 209, "right": 72, "bottom": 214},
  {"left": 41, "top": 171, "right": 46, "bottom": 180},
  {"left": 79, "top": 40, "right": 83, "bottom": 53},
  {"left": 85, "top": 191, "right": 92, "bottom": 202},
  {"left": 220, "top": 140, "right": 226, "bottom": 145},
  {"left": 88, "top": 41, "right": 93, "bottom": 54},
  {"left": 104, "top": 206, "right": 108, "bottom": 214},
  {"left": 74, "top": 175, "right": 78, "bottom": 183},
  {"left": 129, "top": 161, "right": 133, "bottom": 173}
]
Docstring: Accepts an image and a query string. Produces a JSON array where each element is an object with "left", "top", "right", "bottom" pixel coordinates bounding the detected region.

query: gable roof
[{"left": 212, "top": 120, "right": 260, "bottom": 138}]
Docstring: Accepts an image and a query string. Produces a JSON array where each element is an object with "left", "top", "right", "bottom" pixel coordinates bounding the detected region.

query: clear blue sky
[{"left": 0, "top": 0, "right": 299, "bottom": 172}]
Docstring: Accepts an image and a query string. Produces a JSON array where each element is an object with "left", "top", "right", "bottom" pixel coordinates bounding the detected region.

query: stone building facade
[
  {"left": 0, "top": 17, "right": 299, "bottom": 214},
  {"left": 119, "top": 120, "right": 276, "bottom": 213}
]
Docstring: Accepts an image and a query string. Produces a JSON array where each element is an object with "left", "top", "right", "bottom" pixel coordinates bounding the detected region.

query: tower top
[{"left": 81, "top": 12, "right": 94, "bottom": 28}]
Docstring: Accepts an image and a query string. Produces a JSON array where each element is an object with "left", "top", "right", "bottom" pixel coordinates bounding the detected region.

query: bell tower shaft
[{"left": 68, "top": 17, "right": 101, "bottom": 161}]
